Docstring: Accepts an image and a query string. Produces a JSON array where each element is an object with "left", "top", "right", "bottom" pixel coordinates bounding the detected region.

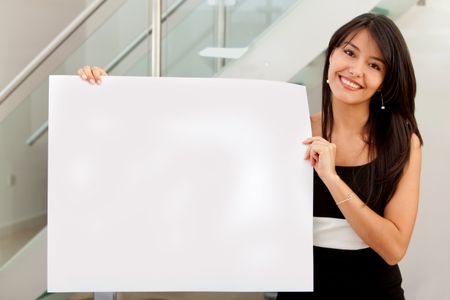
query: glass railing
[
  {"left": 0, "top": 81, "right": 48, "bottom": 267},
  {"left": 125, "top": 0, "right": 299, "bottom": 77}
]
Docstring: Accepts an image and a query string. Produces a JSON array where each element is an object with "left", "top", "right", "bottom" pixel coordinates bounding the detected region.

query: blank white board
[{"left": 48, "top": 76, "right": 313, "bottom": 292}]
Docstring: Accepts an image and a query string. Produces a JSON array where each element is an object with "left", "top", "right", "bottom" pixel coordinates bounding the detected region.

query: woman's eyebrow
[
  {"left": 346, "top": 42, "right": 360, "bottom": 51},
  {"left": 346, "top": 41, "right": 386, "bottom": 65}
]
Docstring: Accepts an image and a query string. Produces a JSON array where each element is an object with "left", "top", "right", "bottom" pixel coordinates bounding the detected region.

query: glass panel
[
  {"left": 0, "top": 92, "right": 47, "bottom": 266},
  {"left": 56, "top": 0, "right": 152, "bottom": 75},
  {"left": 126, "top": 0, "right": 299, "bottom": 77},
  {"left": 226, "top": 0, "right": 299, "bottom": 47},
  {"left": 123, "top": 0, "right": 216, "bottom": 77},
  {"left": 162, "top": 0, "right": 216, "bottom": 77}
]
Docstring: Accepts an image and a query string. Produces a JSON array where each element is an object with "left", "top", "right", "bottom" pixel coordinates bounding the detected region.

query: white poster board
[{"left": 48, "top": 76, "right": 313, "bottom": 292}]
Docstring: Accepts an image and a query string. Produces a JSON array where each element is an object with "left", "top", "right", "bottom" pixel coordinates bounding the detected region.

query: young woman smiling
[{"left": 277, "top": 14, "right": 422, "bottom": 300}]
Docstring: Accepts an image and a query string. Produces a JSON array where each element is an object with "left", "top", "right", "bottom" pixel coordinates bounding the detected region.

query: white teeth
[{"left": 341, "top": 77, "right": 361, "bottom": 89}]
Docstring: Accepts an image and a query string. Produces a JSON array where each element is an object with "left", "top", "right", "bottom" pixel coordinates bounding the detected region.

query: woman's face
[{"left": 327, "top": 28, "right": 386, "bottom": 108}]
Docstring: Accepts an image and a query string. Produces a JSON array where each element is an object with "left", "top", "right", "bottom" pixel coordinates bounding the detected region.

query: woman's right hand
[{"left": 77, "top": 65, "right": 108, "bottom": 85}]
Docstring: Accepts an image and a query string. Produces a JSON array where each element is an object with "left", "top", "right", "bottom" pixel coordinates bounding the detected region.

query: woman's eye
[
  {"left": 344, "top": 49, "right": 354, "bottom": 57},
  {"left": 369, "top": 63, "right": 381, "bottom": 71}
]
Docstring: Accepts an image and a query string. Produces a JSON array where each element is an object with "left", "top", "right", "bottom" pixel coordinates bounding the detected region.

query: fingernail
[
  {"left": 81, "top": 74, "right": 87, "bottom": 80},
  {"left": 89, "top": 79, "right": 95, "bottom": 84},
  {"left": 96, "top": 79, "right": 102, "bottom": 85}
]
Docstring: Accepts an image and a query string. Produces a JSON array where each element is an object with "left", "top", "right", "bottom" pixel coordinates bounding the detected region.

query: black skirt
[{"left": 277, "top": 246, "right": 405, "bottom": 300}]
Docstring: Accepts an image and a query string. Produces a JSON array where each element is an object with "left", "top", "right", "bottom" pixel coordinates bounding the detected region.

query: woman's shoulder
[
  {"left": 411, "top": 133, "right": 422, "bottom": 149},
  {"left": 310, "top": 112, "right": 322, "bottom": 136},
  {"left": 408, "top": 133, "right": 422, "bottom": 166}
]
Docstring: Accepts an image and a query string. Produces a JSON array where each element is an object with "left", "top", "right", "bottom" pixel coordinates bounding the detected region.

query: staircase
[{"left": 0, "top": 0, "right": 417, "bottom": 299}]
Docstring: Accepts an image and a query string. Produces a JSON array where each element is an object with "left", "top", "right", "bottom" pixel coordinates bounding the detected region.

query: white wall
[
  {"left": 0, "top": 0, "right": 93, "bottom": 90},
  {"left": 396, "top": 1, "right": 450, "bottom": 299}
]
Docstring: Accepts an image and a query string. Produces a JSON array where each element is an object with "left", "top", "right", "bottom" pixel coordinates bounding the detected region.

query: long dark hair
[{"left": 322, "top": 13, "right": 423, "bottom": 208}]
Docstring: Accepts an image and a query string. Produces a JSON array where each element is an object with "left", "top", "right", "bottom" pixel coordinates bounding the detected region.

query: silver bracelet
[{"left": 336, "top": 192, "right": 352, "bottom": 206}]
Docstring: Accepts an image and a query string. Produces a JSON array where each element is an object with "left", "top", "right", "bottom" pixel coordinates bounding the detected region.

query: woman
[
  {"left": 78, "top": 13, "right": 422, "bottom": 299},
  {"left": 280, "top": 13, "right": 422, "bottom": 299}
]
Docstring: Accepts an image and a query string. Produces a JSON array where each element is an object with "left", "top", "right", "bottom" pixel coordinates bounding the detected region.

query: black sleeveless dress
[{"left": 277, "top": 164, "right": 405, "bottom": 300}]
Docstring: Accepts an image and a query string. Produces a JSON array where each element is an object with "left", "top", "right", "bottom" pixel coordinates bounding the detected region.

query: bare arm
[{"left": 305, "top": 134, "right": 422, "bottom": 265}]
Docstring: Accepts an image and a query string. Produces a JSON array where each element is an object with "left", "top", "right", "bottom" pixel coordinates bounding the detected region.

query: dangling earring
[
  {"left": 326, "top": 79, "right": 329, "bottom": 84},
  {"left": 379, "top": 91, "right": 385, "bottom": 110}
]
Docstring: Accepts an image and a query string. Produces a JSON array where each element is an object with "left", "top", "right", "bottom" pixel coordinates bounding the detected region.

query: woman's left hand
[{"left": 303, "top": 136, "right": 338, "bottom": 182}]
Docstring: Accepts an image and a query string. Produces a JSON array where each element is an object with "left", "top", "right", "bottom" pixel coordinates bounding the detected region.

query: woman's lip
[{"left": 339, "top": 75, "right": 363, "bottom": 90}]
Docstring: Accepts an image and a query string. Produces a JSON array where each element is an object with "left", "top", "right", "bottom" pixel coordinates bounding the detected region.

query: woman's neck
[{"left": 331, "top": 98, "right": 370, "bottom": 137}]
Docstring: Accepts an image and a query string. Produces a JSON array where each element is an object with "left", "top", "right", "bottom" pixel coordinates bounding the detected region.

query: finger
[
  {"left": 307, "top": 143, "right": 328, "bottom": 165},
  {"left": 308, "top": 141, "right": 329, "bottom": 151},
  {"left": 313, "top": 152, "right": 319, "bottom": 162},
  {"left": 310, "top": 136, "right": 328, "bottom": 143},
  {"left": 307, "top": 145, "right": 317, "bottom": 165},
  {"left": 77, "top": 68, "right": 88, "bottom": 80},
  {"left": 304, "top": 145, "right": 311, "bottom": 160},
  {"left": 83, "top": 65, "right": 96, "bottom": 84},
  {"left": 303, "top": 136, "right": 328, "bottom": 144},
  {"left": 310, "top": 152, "right": 318, "bottom": 166},
  {"left": 92, "top": 67, "right": 106, "bottom": 84},
  {"left": 304, "top": 143, "right": 322, "bottom": 160},
  {"left": 303, "top": 137, "right": 312, "bottom": 144},
  {"left": 311, "top": 139, "right": 328, "bottom": 145},
  {"left": 305, "top": 141, "right": 323, "bottom": 159},
  {"left": 312, "top": 142, "right": 336, "bottom": 157}
]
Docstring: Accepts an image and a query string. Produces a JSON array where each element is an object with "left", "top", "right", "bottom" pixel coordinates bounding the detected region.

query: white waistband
[{"left": 313, "top": 217, "right": 369, "bottom": 250}]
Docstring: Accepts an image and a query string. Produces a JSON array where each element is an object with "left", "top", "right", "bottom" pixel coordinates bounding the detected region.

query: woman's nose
[{"left": 349, "top": 60, "right": 364, "bottom": 77}]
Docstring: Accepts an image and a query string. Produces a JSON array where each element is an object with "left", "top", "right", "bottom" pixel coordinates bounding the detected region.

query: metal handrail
[
  {"left": 152, "top": 0, "right": 162, "bottom": 77},
  {"left": 0, "top": 0, "right": 107, "bottom": 105},
  {"left": 216, "top": 0, "right": 226, "bottom": 72},
  {"left": 25, "top": 120, "right": 48, "bottom": 146}
]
